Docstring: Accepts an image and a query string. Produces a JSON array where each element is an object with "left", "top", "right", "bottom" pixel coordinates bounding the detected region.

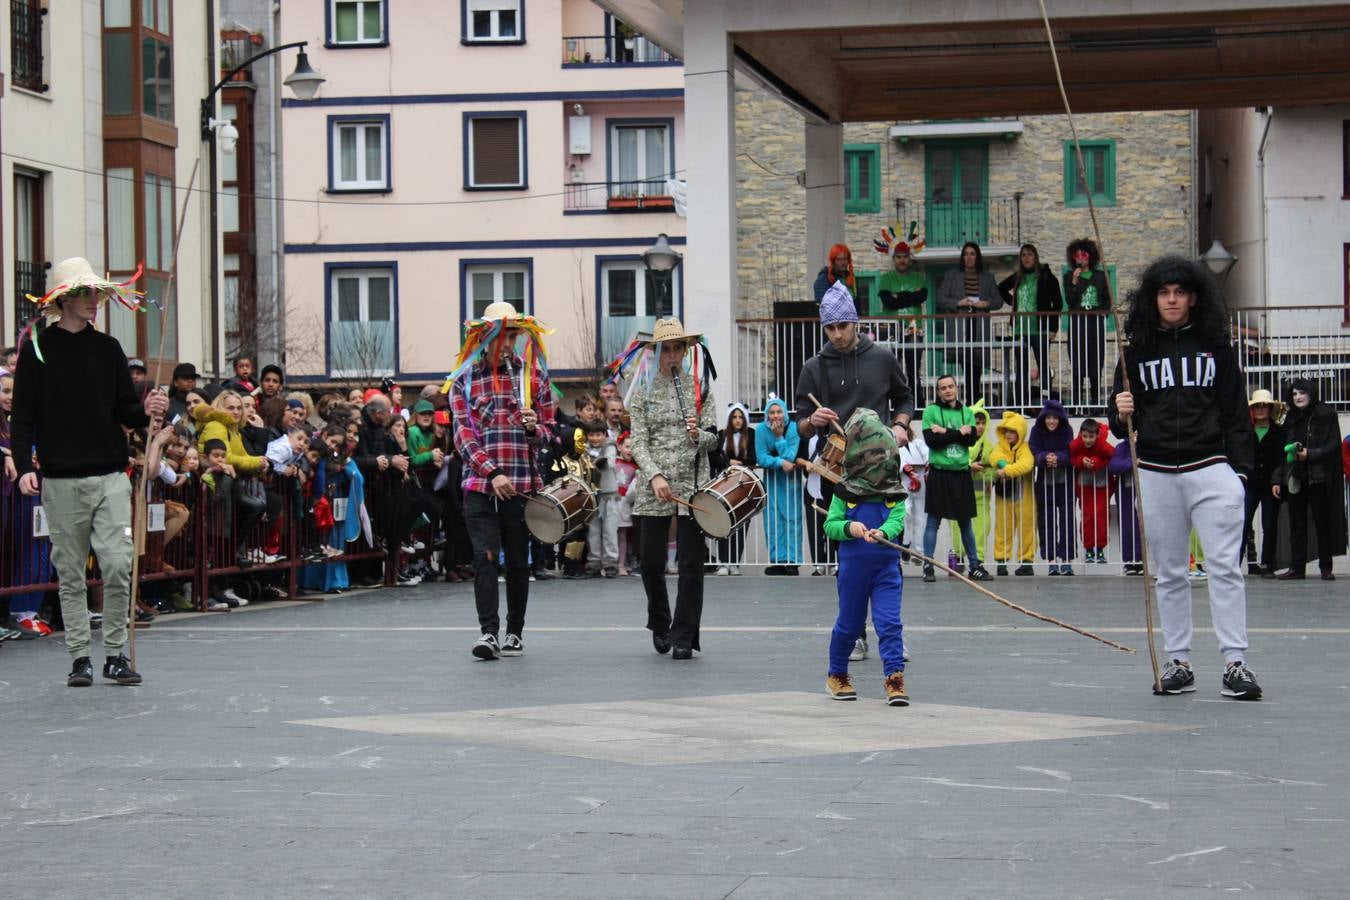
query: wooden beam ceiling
[{"left": 734, "top": 10, "right": 1350, "bottom": 120}]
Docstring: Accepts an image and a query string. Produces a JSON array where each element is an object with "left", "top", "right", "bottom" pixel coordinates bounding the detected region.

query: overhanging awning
[{"left": 889, "top": 121, "right": 1024, "bottom": 143}]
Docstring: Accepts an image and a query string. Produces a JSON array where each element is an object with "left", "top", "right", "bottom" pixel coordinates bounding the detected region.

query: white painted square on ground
[{"left": 292, "top": 692, "right": 1184, "bottom": 765}]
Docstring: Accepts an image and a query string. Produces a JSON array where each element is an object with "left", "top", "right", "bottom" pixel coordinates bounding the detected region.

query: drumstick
[
  {"left": 796, "top": 457, "right": 842, "bottom": 485},
  {"left": 806, "top": 392, "right": 848, "bottom": 439},
  {"left": 811, "top": 504, "right": 1135, "bottom": 654}
]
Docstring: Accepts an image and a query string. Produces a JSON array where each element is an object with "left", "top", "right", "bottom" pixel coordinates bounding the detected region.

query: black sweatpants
[{"left": 638, "top": 514, "right": 706, "bottom": 650}]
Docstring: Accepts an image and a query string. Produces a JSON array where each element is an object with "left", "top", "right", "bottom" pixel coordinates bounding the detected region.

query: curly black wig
[
  {"left": 1122, "top": 255, "right": 1230, "bottom": 353},
  {"left": 1065, "top": 238, "right": 1101, "bottom": 270}
]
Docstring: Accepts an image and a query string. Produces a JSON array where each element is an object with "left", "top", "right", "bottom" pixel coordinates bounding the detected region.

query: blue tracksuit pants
[{"left": 829, "top": 500, "right": 905, "bottom": 675}]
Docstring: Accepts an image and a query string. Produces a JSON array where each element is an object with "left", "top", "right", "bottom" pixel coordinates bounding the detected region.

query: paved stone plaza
[{"left": 3, "top": 572, "right": 1348, "bottom": 898}]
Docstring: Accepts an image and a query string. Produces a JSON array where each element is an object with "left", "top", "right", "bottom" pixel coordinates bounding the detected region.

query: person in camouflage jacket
[{"left": 627, "top": 318, "right": 719, "bottom": 659}]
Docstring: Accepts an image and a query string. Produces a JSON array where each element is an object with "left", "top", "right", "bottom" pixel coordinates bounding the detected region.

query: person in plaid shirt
[{"left": 449, "top": 302, "right": 556, "bottom": 661}]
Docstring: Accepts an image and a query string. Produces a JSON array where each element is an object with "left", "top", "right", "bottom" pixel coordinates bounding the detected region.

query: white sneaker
[
  {"left": 849, "top": 637, "right": 868, "bottom": 662},
  {"left": 501, "top": 633, "right": 524, "bottom": 657},
  {"left": 812, "top": 564, "right": 826, "bottom": 576},
  {"left": 223, "top": 588, "right": 249, "bottom": 607},
  {"left": 716, "top": 566, "right": 730, "bottom": 576},
  {"left": 729, "top": 566, "right": 741, "bottom": 576},
  {"left": 665, "top": 563, "right": 678, "bottom": 575}
]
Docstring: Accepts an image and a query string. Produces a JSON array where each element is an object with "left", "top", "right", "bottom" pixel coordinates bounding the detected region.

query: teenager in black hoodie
[{"left": 1109, "top": 256, "right": 1261, "bottom": 701}]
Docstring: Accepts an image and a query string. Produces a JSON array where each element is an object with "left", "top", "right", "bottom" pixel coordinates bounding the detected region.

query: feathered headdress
[
  {"left": 603, "top": 317, "right": 717, "bottom": 415},
  {"left": 872, "top": 221, "right": 926, "bottom": 258},
  {"left": 21, "top": 257, "right": 150, "bottom": 363},
  {"left": 440, "top": 301, "right": 553, "bottom": 407}
]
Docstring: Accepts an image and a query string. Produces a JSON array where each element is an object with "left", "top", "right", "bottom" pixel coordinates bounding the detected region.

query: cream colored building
[
  {"left": 1, "top": 0, "right": 217, "bottom": 376},
  {"left": 278, "top": 0, "right": 686, "bottom": 386}
]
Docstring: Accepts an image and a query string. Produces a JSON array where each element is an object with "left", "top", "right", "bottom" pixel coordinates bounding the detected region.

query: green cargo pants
[{"left": 41, "top": 473, "right": 134, "bottom": 659}]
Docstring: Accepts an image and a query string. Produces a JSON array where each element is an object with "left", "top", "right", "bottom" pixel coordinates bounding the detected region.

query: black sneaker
[
  {"left": 1154, "top": 659, "right": 1196, "bottom": 695},
  {"left": 922, "top": 566, "right": 936, "bottom": 583},
  {"left": 652, "top": 632, "right": 671, "bottom": 655},
  {"left": 472, "top": 633, "right": 501, "bottom": 660},
  {"left": 1221, "top": 662, "right": 1262, "bottom": 701},
  {"left": 501, "top": 633, "right": 524, "bottom": 657},
  {"left": 67, "top": 656, "right": 94, "bottom": 687},
  {"left": 671, "top": 646, "right": 693, "bottom": 660},
  {"left": 102, "top": 654, "right": 143, "bottom": 685},
  {"left": 1014, "top": 564, "right": 1035, "bottom": 576},
  {"left": 968, "top": 565, "right": 994, "bottom": 582},
  {"left": 996, "top": 563, "right": 1008, "bottom": 577}
]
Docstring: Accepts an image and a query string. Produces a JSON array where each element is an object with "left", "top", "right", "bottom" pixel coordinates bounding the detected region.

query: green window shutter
[
  {"left": 844, "top": 144, "right": 881, "bottom": 214},
  {"left": 855, "top": 273, "right": 878, "bottom": 314},
  {"left": 1063, "top": 140, "right": 1116, "bottom": 208}
]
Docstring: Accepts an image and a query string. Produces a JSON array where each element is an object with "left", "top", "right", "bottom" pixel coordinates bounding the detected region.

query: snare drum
[
  {"left": 524, "top": 476, "right": 598, "bottom": 544},
  {"left": 817, "top": 433, "right": 847, "bottom": 480},
  {"left": 690, "top": 466, "right": 767, "bottom": 539}
]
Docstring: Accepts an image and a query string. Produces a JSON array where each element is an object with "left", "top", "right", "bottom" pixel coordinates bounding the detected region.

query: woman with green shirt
[{"left": 1064, "top": 238, "right": 1112, "bottom": 409}]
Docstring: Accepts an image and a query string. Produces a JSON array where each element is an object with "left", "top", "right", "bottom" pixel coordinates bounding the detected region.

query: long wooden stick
[
  {"left": 1035, "top": 0, "right": 1160, "bottom": 690},
  {"left": 813, "top": 504, "right": 1135, "bottom": 654},
  {"left": 806, "top": 392, "right": 848, "bottom": 438},
  {"left": 796, "top": 457, "right": 841, "bottom": 485},
  {"left": 129, "top": 159, "right": 202, "bottom": 667}
]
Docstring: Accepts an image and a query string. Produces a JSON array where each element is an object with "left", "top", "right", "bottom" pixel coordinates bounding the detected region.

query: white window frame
[
  {"left": 466, "top": 0, "right": 521, "bottom": 43},
  {"left": 330, "top": 267, "right": 396, "bottom": 378},
  {"left": 608, "top": 123, "right": 671, "bottom": 195},
  {"left": 599, "top": 260, "right": 678, "bottom": 320},
  {"left": 465, "top": 115, "right": 525, "bottom": 189},
  {"left": 330, "top": 0, "right": 385, "bottom": 46},
  {"left": 330, "top": 118, "right": 389, "bottom": 192},
  {"left": 464, "top": 263, "right": 529, "bottom": 320}
]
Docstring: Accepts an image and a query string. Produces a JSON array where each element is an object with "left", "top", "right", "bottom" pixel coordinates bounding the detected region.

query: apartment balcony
[
  {"left": 9, "top": 0, "right": 47, "bottom": 92},
  {"left": 564, "top": 180, "right": 677, "bottom": 213},
  {"left": 13, "top": 259, "right": 45, "bottom": 326},
  {"left": 219, "top": 30, "right": 264, "bottom": 82},
  {"left": 889, "top": 196, "right": 1022, "bottom": 257},
  {"left": 561, "top": 34, "right": 679, "bottom": 67}
]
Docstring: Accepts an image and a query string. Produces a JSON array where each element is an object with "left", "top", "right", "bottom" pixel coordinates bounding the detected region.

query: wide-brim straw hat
[
  {"left": 481, "top": 301, "right": 522, "bottom": 323},
  {"left": 1248, "top": 388, "right": 1285, "bottom": 417},
  {"left": 642, "top": 317, "right": 702, "bottom": 346},
  {"left": 33, "top": 257, "right": 144, "bottom": 313}
]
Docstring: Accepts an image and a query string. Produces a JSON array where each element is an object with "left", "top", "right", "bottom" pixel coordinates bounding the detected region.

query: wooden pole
[
  {"left": 813, "top": 504, "right": 1136, "bottom": 654},
  {"left": 1032, "top": 2, "right": 1161, "bottom": 691},
  {"left": 129, "top": 159, "right": 201, "bottom": 668}
]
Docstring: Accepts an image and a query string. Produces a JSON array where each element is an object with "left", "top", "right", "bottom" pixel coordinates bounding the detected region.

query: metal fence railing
[
  {"left": 561, "top": 34, "right": 678, "bottom": 65},
  {"left": 740, "top": 306, "right": 1350, "bottom": 416},
  {"left": 564, "top": 180, "right": 676, "bottom": 212}
]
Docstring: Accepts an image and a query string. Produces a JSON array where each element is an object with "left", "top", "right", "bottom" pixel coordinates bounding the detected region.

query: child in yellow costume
[
  {"left": 988, "top": 410, "right": 1036, "bottom": 575},
  {"left": 949, "top": 400, "right": 994, "bottom": 572}
]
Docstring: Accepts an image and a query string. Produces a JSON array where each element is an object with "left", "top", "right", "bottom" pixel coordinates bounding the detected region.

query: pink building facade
[{"left": 280, "top": 0, "right": 686, "bottom": 384}]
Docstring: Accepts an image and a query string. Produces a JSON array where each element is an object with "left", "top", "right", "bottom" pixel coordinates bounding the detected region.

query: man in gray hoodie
[
  {"left": 795, "top": 281, "right": 916, "bottom": 448},
  {"left": 795, "top": 281, "right": 916, "bottom": 661}
]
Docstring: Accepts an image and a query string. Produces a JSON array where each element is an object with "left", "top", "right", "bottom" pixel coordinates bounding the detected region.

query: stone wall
[{"left": 735, "top": 89, "right": 1195, "bottom": 318}]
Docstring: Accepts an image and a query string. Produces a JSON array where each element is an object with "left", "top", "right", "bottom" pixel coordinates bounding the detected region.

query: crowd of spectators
[{"left": 1, "top": 342, "right": 1347, "bottom": 649}]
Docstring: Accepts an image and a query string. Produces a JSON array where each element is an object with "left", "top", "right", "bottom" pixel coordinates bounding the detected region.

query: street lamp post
[
  {"left": 1200, "top": 238, "right": 1238, "bottom": 281},
  {"left": 642, "top": 232, "right": 682, "bottom": 322},
  {"left": 201, "top": 41, "right": 325, "bottom": 377}
]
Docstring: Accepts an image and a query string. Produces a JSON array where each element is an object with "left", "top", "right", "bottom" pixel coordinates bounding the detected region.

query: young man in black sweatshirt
[
  {"left": 10, "top": 257, "right": 168, "bottom": 687},
  {"left": 1109, "top": 256, "right": 1261, "bottom": 700}
]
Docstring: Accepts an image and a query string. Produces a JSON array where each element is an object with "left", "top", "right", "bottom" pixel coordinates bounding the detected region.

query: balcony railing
[
  {"left": 561, "top": 34, "right": 679, "bottom": 66},
  {"left": 13, "top": 259, "right": 45, "bottom": 331},
  {"left": 736, "top": 306, "right": 1350, "bottom": 414},
  {"left": 10, "top": 0, "right": 46, "bottom": 92},
  {"left": 890, "top": 197, "right": 1021, "bottom": 249},
  {"left": 219, "top": 30, "right": 264, "bottom": 83},
  {"left": 565, "top": 180, "right": 677, "bottom": 212}
]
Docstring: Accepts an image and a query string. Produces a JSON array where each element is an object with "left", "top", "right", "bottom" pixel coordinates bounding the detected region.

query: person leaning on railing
[
  {"left": 936, "top": 242, "right": 1004, "bottom": 400},
  {"left": 194, "top": 390, "right": 274, "bottom": 568}
]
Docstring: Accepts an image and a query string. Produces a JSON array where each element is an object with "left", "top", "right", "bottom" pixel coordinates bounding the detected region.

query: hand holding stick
[{"left": 812, "top": 504, "right": 1135, "bottom": 654}]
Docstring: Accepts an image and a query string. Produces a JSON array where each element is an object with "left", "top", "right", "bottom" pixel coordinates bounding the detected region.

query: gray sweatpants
[
  {"left": 1139, "top": 465, "right": 1249, "bottom": 666},
  {"left": 42, "top": 473, "right": 134, "bottom": 660}
]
